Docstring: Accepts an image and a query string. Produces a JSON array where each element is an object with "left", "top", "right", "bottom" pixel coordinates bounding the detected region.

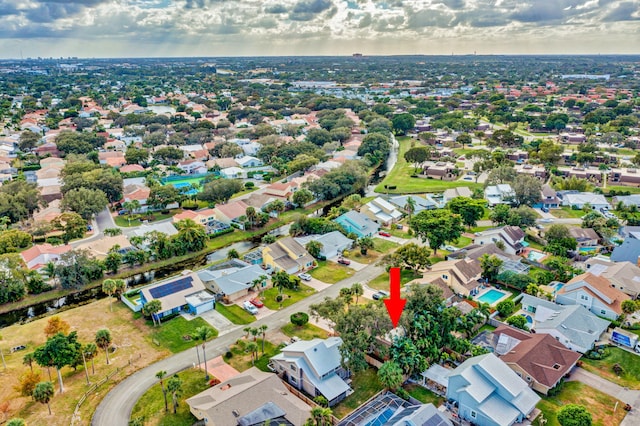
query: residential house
[
  {"left": 334, "top": 211, "right": 380, "bottom": 238},
  {"left": 442, "top": 186, "right": 472, "bottom": 204},
  {"left": 207, "top": 157, "right": 238, "bottom": 169},
  {"left": 611, "top": 238, "right": 640, "bottom": 264},
  {"left": 264, "top": 182, "right": 297, "bottom": 199},
  {"left": 198, "top": 260, "right": 269, "bottom": 301},
  {"left": 568, "top": 227, "right": 600, "bottom": 247},
  {"left": 212, "top": 200, "right": 250, "bottom": 228},
  {"left": 585, "top": 258, "right": 640, "bottom": 298},
  {"left": 172, "top": 208, "right": 231, "bottom": 234},
  {"left": 177, "top": 159, "right": 207, "bottom": 175},
  {"left": 537, "top": 184, "right": 560, "bottom": 209},
  {"left": 558, "top": 191, "right": 611, "bottom": 210},
  {"left": 613, "top": 194, "right": 640, "bottom": 209},
  {"left": 186, "top": 367, "right": 311, "bottom": 426},
  {"left": 294, "top": 231, "right": 354, "bottom": 259},
  {"left": 244, "top": 192, "right": 287, "bottom": 212},
  {"left": 269, "top": 337, "right": 351, "bottom": 407},
  {"left": 514, "top": 164, "right": 546, "bottom": 180},
  {"left": 556, "top": 272, "right": 630, "bottom": 320},
  {"left": 478, "top": 325, "right": 581, "bottom": 395},
  {"left": 360, "top": 197, "right": 403, "bottom": 226},
  {"left": 236, "top": 155, "right": 263, "bottom": 168},
  {"left": 555, "top": 167, "right": 603, "bottom": 184},
  {"left": 419, "top": 258, "right": 483, "bottom": 296},
  {"left": 33, "top": 199, "right": 63, "bottom": 223},
  {"left": 447, "top": 243, "right": 530, "bottom": 275},
  {"left": 219, "top": 166, "right": 247, "bottom": 179},
  {"left": 446, "top": 353, "right": 540, "bottom": 426},
  {"left": 98, "top": 151, "right": 126, "bottom": 168},
  {"left": 262, "top": 237, "right": 315, "bottom": 274},
  {"left": 422, "top": 161, "right": 456, "bottom": 180},
  {"left": 132, "top": 222, "right": 178, "bottom": 238},
  {"left": 122, "top": 184, "right": 151, "bottom": 213},
  {"left": 388, "top": 194, "right": 439, "bottom": 213},
  {"left": 520, "top": 294, "right": 610, "bottom": 353},
  {"left": 74, "top": 235, "right": 133, "bottom": 260},
  {"left": 21, "top": 243, "right": 73, "bottom": 271},
  {"left": 608, "top": 168, "right": 640, "bottom": 187},
  {"left": 484, "top": 184, "right": 515, "bottom": 206},
  {"left": 473, "top": 226, "right": 526, "bottom": 255},
  {"left": 138, "top": 271, "right": 215, "bottom": 318}
]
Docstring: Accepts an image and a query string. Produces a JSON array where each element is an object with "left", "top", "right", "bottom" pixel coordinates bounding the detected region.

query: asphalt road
[{"left": 91, "top": 262, "right": 385, "bottom": 426}]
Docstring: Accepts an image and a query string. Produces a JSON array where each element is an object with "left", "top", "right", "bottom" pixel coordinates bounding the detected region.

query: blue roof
[
  {"left": 611, "top": 238, "right": 640, "bottom": 263},
  {"left": 334, "top": 211, "right": 379, "bottom": 235}
]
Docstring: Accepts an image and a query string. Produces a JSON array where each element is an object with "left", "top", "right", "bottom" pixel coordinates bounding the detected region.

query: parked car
[
  {"left": 539, "top": 218, "right": 554, "bottom": 223},
  {"left": 298, "top": 273, "right": 312, "bottom": 281},
  {"left": 118, "top": 210, "right": 128, "bottom": 216},
  {"left": 243, "top": 301, "right": 259, "bottom": 315},
  {"left": 541, "top": 207, "right": 549, "bottom": 213},
  {"left": 372, "top": 290, "right": 390, "bottom": 300},
  {"left": 249, "top": 298, "right": 264, "bottom": 308},
  {"left": 378, "top": 231, "right": 391, "bottom": 237},
  {"left": 337, "top": 258, "right": 351, "bottom": 265}
]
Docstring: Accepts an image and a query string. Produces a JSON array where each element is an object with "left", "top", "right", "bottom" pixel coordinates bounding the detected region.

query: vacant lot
[
  {"left": 0, "top": 298, "right": 168, "bottom": 426},
  {"left": 368, "top": 270, "right": 422, "bottom": 291},
  {"left": 261, "top": 283, "right": 315, "bottom": 310},
  {"left": 147, "top": 316, "right": 217, "bottom": 353},
  {"left": 281, "top": 323, "right": 329, "bottom": 340},
  {"left": 581, "top": 347, "right": 640, "bottom": 389},
  {"left": 224, "top": 338, "right": 282, "bottom": 373},
  {"left": 310, "top": 260, "right": 355, "bottom": 283},
  {"left": 215, "top": 303, "right": 255, "bottom": 325}
]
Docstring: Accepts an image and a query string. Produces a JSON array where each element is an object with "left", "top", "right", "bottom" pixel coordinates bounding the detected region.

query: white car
[
  {"left": 298, "top": 273, "right": 312, "bottom": 281},
  {"left": 243, "top": 301, "right": 259, "bottom": 315}
]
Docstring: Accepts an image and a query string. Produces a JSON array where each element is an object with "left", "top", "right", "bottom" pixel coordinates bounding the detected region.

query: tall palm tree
[
  {"left": 44, "top": 262, "right": 57, "bottom": 287},
  {"left": 191, "top": 331, "right": 202, "bottom": 370},
  {"left": 33, "top": 381, "right": 55, "bottom": 415},
  {"left": 156, "top": 370, "right": 169, "bottom": 413},
  {"left": 246, "top": 341, "right": 259, "bottom": 365},
  {"left": 194, "top": 326, "right": 214, "bottom": 380},
  {"left": 245, "top": 206, "right": 257, "bottom": 229},
  {"left": 351, "top": 283, "right": 364, "bottom": 305},
  {"left": 167, "top": 375, "right": 183, "bottom": 414},
  {"left": 102, "top": 279, "right": 117, "bottom": 312},
  {"left": 175, "top": 218, "right": 207, "bottom": 252},
  {"left": 259, "top": 325, "right": 268, "bottom": 354},
  {"left": 404, "top": 196, "right": 416, "bottom": 220}
]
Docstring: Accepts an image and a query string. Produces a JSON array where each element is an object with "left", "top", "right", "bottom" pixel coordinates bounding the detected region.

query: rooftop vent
[{"left": 232, "top": 410, "right": 240, "bottom": 417}]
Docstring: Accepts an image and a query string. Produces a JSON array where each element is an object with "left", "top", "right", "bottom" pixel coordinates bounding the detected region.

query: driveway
[{"left": 190, "top": 310, "right": 236, "bottom": 335}]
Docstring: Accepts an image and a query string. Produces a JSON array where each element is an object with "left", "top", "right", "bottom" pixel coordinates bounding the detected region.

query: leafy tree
[
  {"left": 382, "top": 243, "right": 431, "bottom": 272},
  {"left": 167, "top": 374, "right": 183, "bottom": 414},
  {"left": 392, "top": 113, "right": 416, "bottom": 135},
  {"left": 351, "top": 282, "right": 364, "bottom": 304},
  {"left": 34, "top": 332, "right": 80, "bottom": 393},
  {"left": 153, "top": 146, "right": 183, "bottom": 163},
  {"left": 480, "top": 254, "right": 503, "bottom": 283},
  {"left": 0, "top": 180, "right": 45, "bottom": 224},
  {"left": 357, "top": 133, "right": 390, "bottom": 161},
  {"left": 148, "top": 185, "right": 180, "bottom": 210},
  {"left": 535, "top": 140, "right": 563, "bottom": 166},
  {"left": 487, "top": 129, "right": 523, "bottom": 148},
  {"left": 23, "top": 352, "right": 35, "bottom": 372},
  {"left": 84, "top": 343, "right": 98, "bottom": 375},
  {"left": 306, "top": 128, "right": 332, "bottom": 146},
  {"left": 33, "top": 381, "right": 55, "bottom": 415},
  {"left": 447, "top": 197, "right": 486, "bottom": 228},
  {"left": 125, "top": 146, "right": 149, "bottom": 165},
  {"left": 557, "top": 404, "right": 592, "bottom": 426},
  {"left": 44, "top": 316, "right": 70, "bottom": 338},
  {"left": 156, "top": 370, "right": 169, "bottom": 413},
  {"left": 511, "top": 174, "right": 542, "bottom": 207},
  {"left": 288, "top": 154, "right": 319, "bottom": 173},
  {"left": 292, "top": 189, "right": 314, "bottom": 207},
  {"left": 104, "top": 251, "right": 122, "bottom": 274},
  {"left": 227, "top": 248, "right": 240, "bottom": 260},
  {"left": 264, "top": 199, "right": 286, "bottom": 217},
  {"left": 198, "top": 179, "right": 244, "bottom": 203},
  {"left": 55, "top": 249, "right": 104, "bottom": 289},
  {"left": 489, "top": 204, "right": 511, "bottom": 225},
  {"left": 378, "top": 361, "right": 404, "bottom": 390},
  {"left": 142, "top": 300, "right": 162, "bottom": 326},
  {"left": 496, "top": 300, "right": 515, "bottom": 317},
  {"left": 306, "top": 240, "right": 323, "bottom": 259},
  {"left": 6, "top": 419, "right": 26, "bottom": 426},
  {"left": 622, "top": 300, "right": 639, "bottom": 315},
  {"left": 15, "top": 369, "right": 42, "bottom": 397},
  {"left": 356, "top": 236, "right": 374, "bottom": 255},
  {"left": 506, "top": 315, "right": 529, "bottom": 330},
  {"left": 95, "top": 329, "right": 113, "bottom": 365},
  {"left": 174, "top": 219, "right": 207, "bottom": 252},
  {"left": 409, "top": 209, "right": 464, "bottom": 254},
  {"left": 404, "top": 146, "right": 431, "bottom": 172},
  {"left": 19, "top": 130, "right": 40, "bottom": 151},
  {"left": 545, "top": 224, "right": 577, "bottom": 257},
  {"left": 52, "top": 212, "right": 86, "bottom": 244}
]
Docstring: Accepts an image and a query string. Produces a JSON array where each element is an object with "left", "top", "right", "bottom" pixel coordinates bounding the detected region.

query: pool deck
[{"left": 474, "top": 286, "right": 511, "bottom": 307}]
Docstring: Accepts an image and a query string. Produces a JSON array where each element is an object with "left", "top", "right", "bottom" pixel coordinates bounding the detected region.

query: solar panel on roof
[
  {"left": 149, "top": 277, "right": 193, "bottom": 299},
  {"left": 423, "top": 414, "right": 447, "bottom": 426}
]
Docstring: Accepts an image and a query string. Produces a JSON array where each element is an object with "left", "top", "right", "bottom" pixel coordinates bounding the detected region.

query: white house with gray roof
[
  {"left": 334, "top": 211, "right": 380, "bottom": 238},
  {"left": 269, "top": 337, "right": 351, "bottom": 407},
  {"left": 559, "top": 192, "right": 610, "bottom": 210},
  {"left": 446, "top": 353, "right": 540, "bottom": 426},
  {"left": 473, "top": 226, "right": 526, "bottom": 255},
  {"left": 484, "top": 184, "right": 515, "bottom": 206},
  {"left": 360, "top": 197, "right": 403, "bottom": 226},
  {"left": 520, "top": 294, "right": 609, "bottom": 353},
  {"left": 388, "top": 194, "right": 440, "bottom": 213},
  {"left": 294, "top": 231, "right": 353, "bottom": 259},
  {"left": 197, "top": 260, "right": 268, "bottom": 301}
]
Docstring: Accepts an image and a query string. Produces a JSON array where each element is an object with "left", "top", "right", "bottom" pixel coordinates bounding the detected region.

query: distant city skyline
[{"left": 0, "top": 0, "right": 638, "bottom": 59}]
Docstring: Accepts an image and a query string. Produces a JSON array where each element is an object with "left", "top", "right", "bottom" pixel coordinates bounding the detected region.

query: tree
[
  {"left": 15, "top": 369, "right": 42, "bottom": 397},
  {"left": 306, "top": 240, "right": 324, "bottom": 259},
  {"left": 496, "top": 300, "right": 515, "bottom": 317},
  {"left": 227, "top": 248, "right": 240, "bottom": 260},
  {"left": 622, "top": 300, "right": 639, "bottom": 315},
  {"left": 306, "top": 407, "right": 333, "bottom": 426},
  {"left": 125, "top": 146, "right": 149, "bottom": 165},
  {"left": 403, "top": 196, "right": 416, "bottom": 220},
  {"left": 288, "top": 154, "right": 320, "bottom": 173},
  {"left": 167, "top": 374, "right": 183, "bottom": 414},
  {"left": 194, "top": 326, "right": 215, "bottom": 380},
  {"left": 19, "top": 130, "right": 40, "bottom": 151},
  {"left": 156, "top": 370, "right": 169, "bottom": 413},
  {"left": 52, "top": 212, "right": 87, "bottom": 244},
  {"left": 356, "top": 236, "right": 374, "bottom": 255},
  {"left": 409, "top": 209, "right": 464, "bottom": 254},
  {"left": 351, "top": 283, "right": 364, "bottom": 304},
  {"left": 545, "top": 224, "right": 577, "bottom": 257},
  {"left": 480, "top": 254, "right": 503, "bottom": 283},
  {"left": 404, "top": 146, "right": 430, "bottom": 172},
  {"left": 23, "top": 353, "right": 35, "bottom": 372},
  {"left": 198, "top": 179, "right": 244, "bottom": 203},
  {"left": 511, "top": 174, "right": 542, "bottom": 207},
  {"left": 104, "top": 251, "right": 122, "bottom": 275},
  {"left": 383, "top": 243, "right": 431, "bottom": 272},
  {"left": 44, "top": 316, "right": 71, "bottom": 338},
  {"left": 148, "top": 185, "right": 180, "bottom": 211},
  {"left": 102, "top": 279, "right": 117, "bottom": 312},
  {"left": 142, "top": 300, "right": 162, "bottom": 326},
  {"left": 536, "top": 140, "right": 563, "bottom": 166},
  {"left": 6, "top": 419, "right": 26, "bottom": 426},
  {"left": 246, "top": 341, "right": 259, "bottom": 365},
  {"left": 33, "top": 381, "right": 55, "bottom": 415},
  {"left": 259, "top": 324, "right": 268, "bottom": 354},
  {"left": 95, "top": 329, "right": 112, "bottom": 365},
  {"left": 84, "top": 343, "right": 97, "bottom": 375},
  {"left": 61, "top": 187, "right": 109, "bottom": 220},
  {"left": 392, "top": 113, "right": 416, "bottom": 135},
  {"left": 264, "top": 199, "right": 286, "bottom": 217},
  {"left": 490, "top": 204, "right": 511, "bottom": 225},
  {"left": 153, "top": 146, "right": 183, "bottom": 163},
  {"left": 290, "top": 312, "right": 309, "bottom": 327},
  {"left": 34, "top": 332, "right": 80, "bottom": 394},
  {"left": 447, "top": 197, "right": 486, "bottom": 228},
  {"left": 377, "top": 361, "right": 404, "bottom": 390},
  {"left": 292, "top": 189, "right": 314, "bottom": 207},
  {"left": 174, "top": 219, "right": 207, "bottom": 252},
  {"left": 506, "top": 315, "right": 529, "bottom": 330},
  {"left": 456, "top": 132, "right": 472, "bottom": 148},
  {"left": 557, "top": 404, "right": 592, "bottom": 426},
  {"left": 357, "top": 133, "right": 390, "bottom": 161}
]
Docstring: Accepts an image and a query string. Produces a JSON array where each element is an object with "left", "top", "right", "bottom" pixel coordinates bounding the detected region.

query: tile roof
[
  {"left": 214, "top": 200, "right": 249, "bottom": 220},
  {"left": 21, "top": 243, "right": 72, "bottom": 264},
  {"left": 562, "top": 272, "right": 630, "bottom": 313}
]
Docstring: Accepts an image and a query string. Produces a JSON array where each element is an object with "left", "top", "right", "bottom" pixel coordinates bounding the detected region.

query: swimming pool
[
  {"left": 527, "top": 250, "right": 546, "bottom": 262},
  {"left": 171, "top": 181, "right": 199, "bottom": 195},
  {"left": 520, "top": 313, "right": 533, "bottom": 325},
  {"left": 366, "top": 408, "right": 396, "bottom": 426},
  {"left": 549, "top": 282, "right": 564, "bottom": 293},
  {"left": 477, "top": 289, "right": 508, "bottom": 305}
]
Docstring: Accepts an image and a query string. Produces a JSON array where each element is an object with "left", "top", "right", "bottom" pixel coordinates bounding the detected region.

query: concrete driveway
[{"left": 185, "top": 309, "right": 236, "bottom": 335}]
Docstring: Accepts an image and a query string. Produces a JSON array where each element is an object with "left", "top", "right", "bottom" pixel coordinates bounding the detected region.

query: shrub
[
  {"left": 245, "top": 181, "right": 255, "bottom": 189},
  {"left": 496, "top": 299, "right": 515, "bottom": 317},
  {"left": 290, "top": 312, "right": 309, "bottom": 326},
  {"left": 613, "top": 363, "right": 624, "bottom": 375},
  {"left": 547, "top": 378, "right": 565, "bottom": 397}
]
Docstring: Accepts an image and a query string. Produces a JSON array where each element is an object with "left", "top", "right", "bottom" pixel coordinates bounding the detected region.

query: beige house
[
  {"left": 262, "top": 237, "right": 314, "bottom": 274},
  {"left": 360, "top": 197, "right": 403, "bottom": 226},
  {"left": 420, "top": 258, "right": 483, "bottom": 296}
]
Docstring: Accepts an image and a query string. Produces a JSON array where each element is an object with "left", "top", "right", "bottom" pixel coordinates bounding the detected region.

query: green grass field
[
  {"left": 115, "top": 210, "right": 180, "bottom": 227},
  {"left": 215, "top": 303, "right": 256, "bottom": 325},
  {"left": 309, "top": 260, "right": 356, "bottom": 283},
  {"left": 375, "top": 137, "right": 481, "bottom": 194},
  {"left": 404, "top": 384, "right": 445, "bottom": 407},
  {"left": 261, "top": 283, "right": 315, "bottom": 310},
  {"left": 148, "top": 317, "right": 218, "bottom": 353},
  {"left": 373, "top": 238, "right": 400, "bottom": 253},
  {"left": 333, "top": 368, "right": 384, "bottom": 419},
  {"left": 581, "top": 347, "right": 640, "bottom": 389},
  {"left": 130, "top": 368, "right": 209, "bottom": 426},
  {"left": 552, "top": 206, "right": 585, "bottom": 219},
  {"left": 368, "top": 269, "right": 422, "bottom": 291},
  {"left": 225, "top": 338, "right": 281, "bottom": 372},
  {"left": 281, "top": 323, "right": 329, "bottom": 340}
]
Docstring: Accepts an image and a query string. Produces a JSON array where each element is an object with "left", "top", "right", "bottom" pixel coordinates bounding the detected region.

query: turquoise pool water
[
  {"left": 527, "top": 250, "right": 546, "bottom": 262},
  {"left": 477, "top": 289, "right": 507, "bottom": 305}
]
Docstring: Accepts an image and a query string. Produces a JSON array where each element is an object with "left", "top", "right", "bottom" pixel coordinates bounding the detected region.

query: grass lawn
[
  {"left": 581, "top": 347, "right": 640, "bottom": 389},
  {"left": 525, "top": 235, "right": 546, "bottom": 251},
  {"left": 469, "top": 225, "right": 494, "bottom": 233},
  {"left": 225, "top": 338, "right": 281, "bottom": 372},
  {"left": 344, "top": 249, "right": 380, "bottom": 264},
  {"left": 607, "top": 185, "right": 640, "bottom": 195},
  {"left": 309, "top": 260, "right": 356, "bottom": 284},
  {"left": 476, "top": 324, "right": 497, "bottom": 335},
  {"left": 375, "top": 136, "right": 481, "bottom": 194},
  {"left": 333, "top": 368, "right": 384, "bottom": 419},
  {"left": 281, "top": 323, "right": 329, "bottom": 340},
  {"left": 374, "top": 238, "right": 400, "bottom": 253},
  {"left": 130, "top": 368, "right": 209, "bottom": 426},
  {"left": 368, "top": 269, "right": 422, "bottom": 291},
  {"left": 385, "top": 227, "right": 412, "bottom": 239},
  {"left": 533, "top": 381, "right": 625, "bottom": 426},
  {"left": 552, "top": 206, "right": 585, "bottom": 219},
  {"left": 231, "top": 186, "right": 259, "bottom": 199},
  {"left": 404, "top": 384, "right": 445, "bottom": 407},
  {"left": 149, "top": 317, "right": 218, "bottom": 353},
  {"left": 114, "top": 210, "right": 180, "bottom": 227},
  {"left": 215, "top": 303, "right": 256, "bottom": 325},
  {"left": 261, "top": 284, "right": 315, "bottom": 310},
  {"left": 455, "top": 236, "right": 473, "bottom": 248}
]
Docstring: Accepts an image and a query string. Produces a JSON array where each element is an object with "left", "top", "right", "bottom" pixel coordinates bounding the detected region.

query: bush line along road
[{"left": 91, "top": 262, "right": 385, "bottom": 426}]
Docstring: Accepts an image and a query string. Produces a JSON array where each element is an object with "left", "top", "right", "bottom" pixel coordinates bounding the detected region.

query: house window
[
  {"left": 580, "top": 295, "right": 588, "bottom": 300},
  {"left": 442, "top": 274, "right": 448, "bottom": 280},
  {"left": 601, "top": 310, "right": 606, "bottom": 315},
  {"left": 471, "top": 411, "right": 477, "bottom": 419},
  {"left": 290, "top": 377, "right": 297, "bottom": 384},
  {"left": 290, "top": 365, "right": 297, "bottom": 372}
]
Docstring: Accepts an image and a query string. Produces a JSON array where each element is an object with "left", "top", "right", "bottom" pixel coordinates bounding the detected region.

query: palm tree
[
  {"left": 102, "top": 279, "right": 117, "bottom": 312},
  {"left": 84, "top": 343, "right": 97, "bottom": 375},
  {"left": 404, "top": 196, "right": 416, "bottom": 220},
  {"left": 246, "top": 341, "right": 259, "bottom": 365},
  {"left": 250, "top": 327, "right": 259, "bottom": 342},
  {"left": 175, "top": 219, "right": 207, "bottom": 252},
  {"left": 476, "top": 302, "right": 491, "bottom": 322},
  {"left": 44, "top": 262, "right": 57, "bottom": 286},
  {"left": 307, "top": 407, "right": 333, "bottom": 426},
  {"left": 167, "top": 374, "right": 183, "bottom": 414},
  {"left": 191, "top": 331, "right": 202, "bottom": 370},
  {"left": 351, "top": 283, "right": 364, "bottom": 304},
  {"left": 245, "top": 206, "right": 257, "bottom": 229},
  {"left": 142, "top": 300, "right": 162, "bottom": 326},
  {"left": 243, "top": 326, "right": 252, "bottom": 339},
  {"left": 23, "top": 353, "right": 35, "bottom": 372},
  {"left": 33, "top": 381, "right": 55, "bottom": 415},
  {"left": 95, "top": 329, "right": 113, "bottom": 365},
  {"left": 123, "top": 200, "right": 140, "bottom": 225},
  {"left": 194, "top": 326, "right": 214, "bottom": 380},
  {"left": 259, "top": 325, "right": 268, "bottom": 354},
  {"left": 156, "top": 370, "right": 169, "bottom": 413},
  {"left": 356, "top": 236, "right": 375, "bottom": 255}
]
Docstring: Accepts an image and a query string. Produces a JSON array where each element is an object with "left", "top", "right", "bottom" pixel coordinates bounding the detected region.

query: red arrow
[{"left": 383, "top": 267, "right": 406, "bottom": 328}]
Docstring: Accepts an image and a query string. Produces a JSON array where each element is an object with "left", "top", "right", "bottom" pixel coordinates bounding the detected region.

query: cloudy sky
[{"left": 0, "top": 0, "right": 638, "bottom": 58}]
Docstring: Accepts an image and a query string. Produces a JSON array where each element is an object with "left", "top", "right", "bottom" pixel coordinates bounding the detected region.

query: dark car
[
  {"left": 249, "top": 298, "right": 264, "bottom": 308},
  {"left": 337, "top": 258, "right": 351, "bottom": 265}
]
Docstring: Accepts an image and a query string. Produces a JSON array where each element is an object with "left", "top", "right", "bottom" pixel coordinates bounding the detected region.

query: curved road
[{"left": 91, "top": 263, "right": 385, "bottom": 426}]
